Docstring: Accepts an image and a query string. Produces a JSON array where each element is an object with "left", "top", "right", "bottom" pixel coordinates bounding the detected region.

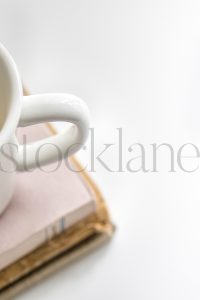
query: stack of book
[{"left": 0, "top": 99, "right": 114, "bottom": 299}]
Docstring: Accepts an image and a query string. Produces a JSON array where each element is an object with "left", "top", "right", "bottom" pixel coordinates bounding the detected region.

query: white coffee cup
[{"left": 0, "top": 43, "right": 90, "bottom": 214}]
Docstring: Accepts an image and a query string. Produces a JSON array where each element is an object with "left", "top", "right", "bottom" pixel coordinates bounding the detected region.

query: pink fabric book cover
[{"left": 0, "top": 124, "right": 96, "bottom": 270}]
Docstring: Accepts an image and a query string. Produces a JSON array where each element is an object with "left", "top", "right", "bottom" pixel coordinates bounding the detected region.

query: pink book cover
[{"left": 0, "top": 123, "right": 96, "bottom": 271}]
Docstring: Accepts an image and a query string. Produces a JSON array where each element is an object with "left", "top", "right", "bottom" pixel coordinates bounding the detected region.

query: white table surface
[{"left": 1, "top": 1, "right": 200, "bottom": 299}]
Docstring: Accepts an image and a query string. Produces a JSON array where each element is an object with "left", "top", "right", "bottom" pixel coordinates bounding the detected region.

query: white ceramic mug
[{"left": 0, "top": 43, "right": 90, "bottom": 214}]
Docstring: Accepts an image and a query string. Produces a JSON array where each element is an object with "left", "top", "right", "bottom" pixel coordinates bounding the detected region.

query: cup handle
[{"left": 16, "top": 93, "right": 90, "bottom": 171}]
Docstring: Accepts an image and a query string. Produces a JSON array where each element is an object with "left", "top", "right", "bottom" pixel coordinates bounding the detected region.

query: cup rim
[{"left": 0, "top": 43, "right": 22, "bottom": 146}]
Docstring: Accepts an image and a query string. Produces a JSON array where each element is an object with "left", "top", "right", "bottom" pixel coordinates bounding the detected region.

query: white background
[{"left": 1, "top": 1, "right": 200, "bottom": 299}]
